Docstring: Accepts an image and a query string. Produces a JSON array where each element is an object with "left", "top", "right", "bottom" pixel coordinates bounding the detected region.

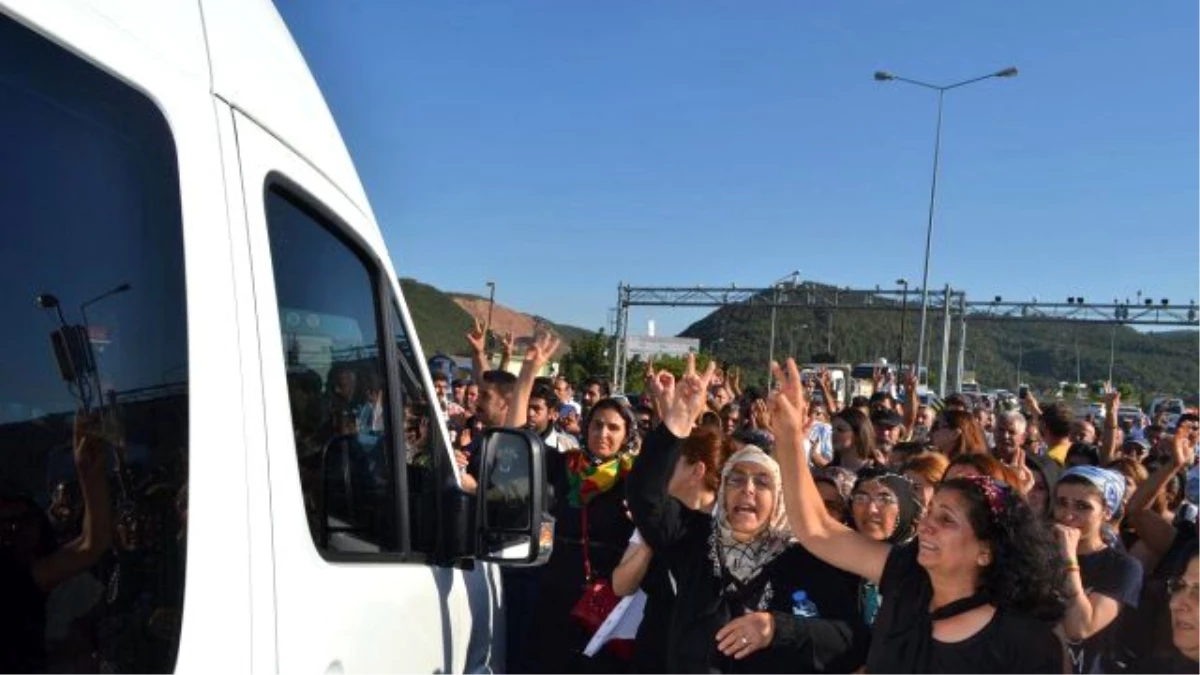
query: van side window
[
  {"left": 0, "top": 13, "right": 188, "bottom": 673},
  {"left": 389, "top": 304, "right": 441, "bottom": 557},
  {"left": 264, "top": 187, "right": 401, "bottom": 555}
]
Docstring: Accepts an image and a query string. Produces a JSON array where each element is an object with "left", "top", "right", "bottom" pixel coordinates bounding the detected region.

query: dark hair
[
  {"left": 943, "top": 393, "right": 970, "bottom": 411},
  {"left": 451, "top": 378, "right": 466, "bottom": 388},
  {"left": 529, "top": 382, "right": 560, "bottom": 410},
  {"left": 1040, "top": 402, "right": 1074, "bottom": 439},
  {"left": 869, "top": 390, "right": 894, "bottom": 404},
  {"left": 890, "top": 441, "right": 928, "bottom": 466},
  {"left": 1065, "top": 442, "right": 1101, "bottom": 467},
  {"left": 633, "top": 404, "right": 654, "bottom": 417},
  {"left": 583, "top": 397, "right": 635, "bottom": 454},
  {"left": 937, "top": 478, "right": 1068, "bottom": 622},
  {"left": 850, "top": 395, "right": 871, "bottom": 410},
  {"left": 679, "top": 428, "right": 732, "bottom": 493},
  {"left": 431, "top": 371, "right": 449, "bottom": 384},
  {"left": 834, "top": 408, "right": 876, "bottom": 462},
  {"left": 947, "top": 453, "right": 1021, "bottom": 487},
  {"left": 582, "top": 376, "right": 611, "bottom": 397},
  {"left": 481, "top": 369, "right": 517, "bottom": 394},
  {"left": 699, "top": 411, "right": 722, "bottom": 432}
]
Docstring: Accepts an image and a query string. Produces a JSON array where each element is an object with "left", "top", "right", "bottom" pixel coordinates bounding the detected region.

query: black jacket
[
  {"left": 527, "top": 448, "right": 635, "bottom": 673},
  {"left": 627, "top": 424, "right": 869, "bottom": 673}
]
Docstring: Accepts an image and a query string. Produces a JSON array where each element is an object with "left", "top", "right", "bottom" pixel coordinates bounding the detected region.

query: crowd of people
[{"left": 442, "top": 327, "right": 1199, "bottom": 674}]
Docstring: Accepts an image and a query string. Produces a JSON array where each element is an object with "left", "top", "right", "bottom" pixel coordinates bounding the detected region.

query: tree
[{"left": 558, "top": 329, "right": 611, "bottom": 386}]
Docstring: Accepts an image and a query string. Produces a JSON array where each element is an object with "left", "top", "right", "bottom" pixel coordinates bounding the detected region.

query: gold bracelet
[{"left": 1065, "top": 564, "right": 1081, "bottom": 574}]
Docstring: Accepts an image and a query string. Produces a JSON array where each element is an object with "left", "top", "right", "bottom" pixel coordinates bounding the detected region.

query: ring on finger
[{"left": 740, "top": 636, "right": 748, "bottom": 646}]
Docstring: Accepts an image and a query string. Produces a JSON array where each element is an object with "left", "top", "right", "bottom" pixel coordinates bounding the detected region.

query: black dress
[
  {"left": 527, "top": 449, "right": 635, "bottom": 674},
  {"left": 866, "top": 544, "right": 1063, "bottom": 673},
  {"left": 627, "top": 424, "right": 869, "bottom": 673}
]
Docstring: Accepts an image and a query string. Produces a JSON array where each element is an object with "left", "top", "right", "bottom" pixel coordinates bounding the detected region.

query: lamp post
[
  {"left": 484, "top": 281, "right": 496, "bottom": 357},
  {"left": 896, "top": 278, "right": 909, "bottom": 373},
  {"left": 874, "top": 66, "right": 1018, "bottom": 388}
]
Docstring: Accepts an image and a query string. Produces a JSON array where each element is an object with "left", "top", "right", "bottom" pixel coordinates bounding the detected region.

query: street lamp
[
  {"left": 484, "top": 281, "right": 496, "bottom": 357},
  {"left": 896, "top": 278, "right": 909, "bottom": 373},
  {"left": 875, "top": 65, "right": 1018, "bottom": 388}
]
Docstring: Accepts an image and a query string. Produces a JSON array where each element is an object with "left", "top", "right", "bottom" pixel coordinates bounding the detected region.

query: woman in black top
[
  {"left": 627, "top": 356, "right": 868, "bottom": 673},
  {"left": 1131, "top": 551, "right": 1199, "bottom": 674},
  {"left": 505, "top": 334, "right": 639, "bottom": 673},
  {"left": 1053, "top": 466, "right": 1144, "bottom": 673},
  {"left": 770, "top": 358, "right": 1068, "bottom": 674},
  {"left": 612, "top": 427, "right": 728, "bottom": 673},
  {"left": 847, "top": 468, "right": 923, "bottom": 627}
]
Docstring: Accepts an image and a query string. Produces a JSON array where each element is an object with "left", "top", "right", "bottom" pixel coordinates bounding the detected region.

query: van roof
[
  {"left": 202, "top": 0, "right": 375, "bottom": 221},
  {"left": 37, "top": 0, "right": 376, "bottom": 223}
]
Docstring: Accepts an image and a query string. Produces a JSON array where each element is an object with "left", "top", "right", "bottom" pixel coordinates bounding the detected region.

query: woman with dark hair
[
  {"left": 847, "top": 468, "right": 924, "bottom": 628},
  {"left": 1053, "top": 466, "right": 1143, "bottom": 673},
  {"left": 612, "top": 427, "right": 729, "bottom": 673},
  {"left": 1130, "top": 550, "right": 1198, "bottom": 673},
  {"left": 771, "top": 359, "right": 1067, "bottom": 673},
  {"left": 627, "top": 356, "right": 868, "bottom": 673},
  {"left": 831, "top": 408, "right": 878, "bottom": 472},
  {"left": 1065, "top": 442, "right": 1101, "bottom": 467},
  {"left": 506, "top": 334, "right": 640, "bottom": 673},
  {"left": 929, "top": 409, "right": 988, "bottom": 459},
  {"left": 1026, "top": 452, "right": 1063, "bottom": 520}
]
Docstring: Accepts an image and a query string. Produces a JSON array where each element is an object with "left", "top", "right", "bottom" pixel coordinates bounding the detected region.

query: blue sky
[{"left": 275, "top": 1, "right": 1198, "bottom": 338}]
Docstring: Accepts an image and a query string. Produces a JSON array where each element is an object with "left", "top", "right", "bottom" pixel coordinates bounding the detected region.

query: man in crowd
[
  {"left": 1040, "top": 401, "right": 1074, "bottom": 465},
  {"left": 993, "top": 410, "right": 1027, "bottom": 464},
  {"left": 580, "top": 376, "right": 610, "bottom": 420},
  {"left": 870, "top": 407, "right": 905, "bottom": 461},
  {"left": 527, "top": 382, "right": 577, "bottom": 452}
]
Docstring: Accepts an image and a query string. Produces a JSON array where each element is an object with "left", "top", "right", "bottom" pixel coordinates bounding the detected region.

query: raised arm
[
  {"left": 1127, "top": 427, "right": 1190, "bottom": 565},
  {"left": 505, "top": 331, "right": 560, "bottom": 428},
  {"left": 627, "top": 354, "right": 715, "bottom": 552},
  {"left": 497, "top": 331, "right": 515, "bottom": 373},
  {"left": 817, "top": 369, "right": 840, "bottom": 414},
  {"left": 900, "top": 368, "right": 918, "bottom": 435},
  {"left": 1098, "top": 385, "right": 1120, "bottom": 465},
  {"left": 466, "top": 317, "right": 489, "bottom": 383},
  {"left": 34, "top": 412, "right": 113, "bottom": 592},
  {"left": 771, "top": 359, "right": 891, "bottom": 584}
]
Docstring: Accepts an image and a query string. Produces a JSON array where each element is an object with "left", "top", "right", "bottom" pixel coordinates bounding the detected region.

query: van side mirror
[{"left": 475, "top": 428, "right": 551, "bottom": 566}]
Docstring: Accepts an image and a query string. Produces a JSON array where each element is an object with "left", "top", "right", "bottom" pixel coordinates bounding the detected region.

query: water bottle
[{"left": 792, "top": 590, "right": 819, "bottom": 618}]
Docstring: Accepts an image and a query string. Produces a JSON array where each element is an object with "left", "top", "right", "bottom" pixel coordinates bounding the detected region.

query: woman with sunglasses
[
  {"left": 1131, "top": 551, "right": 1199, "bottom": 673},
  {"left": 627, "top": 355, "right": 868, "bottom": 673},
  {"left": 770, "top": 359, "right": 1067, "bottom": 673}
]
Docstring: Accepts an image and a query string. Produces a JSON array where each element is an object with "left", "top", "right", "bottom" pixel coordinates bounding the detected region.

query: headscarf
[
  {"left": 565, "top": 398, "right": 638, "bottom": 507},
  {"left": 1062, "top": 465, "right": 1126, "bottom": 517},
  {"left": 852, "top": 467, "right": 924, "bottom": 545},
  {"left": 709, "top": 446, "right": 792, "bottom": 591}
]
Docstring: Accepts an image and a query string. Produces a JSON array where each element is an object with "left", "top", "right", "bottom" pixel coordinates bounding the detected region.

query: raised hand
[
  {"left": 768, "top": 359, "right": 812, "bottom": 447},
  {"left": 749, "top": 399, "right": 772, "bottom": 431},
  {"left": 1054, "top": 523, "right": 1081, "bottom": 558},
  {"left": 1102, "top": 382, "right": 1120, "bottom": 414},
  {"left": 1005, "top": 444, "right": 1035, "bottom": 495},
  {"left": 73, "top": 410, "right": 106, "bottom": 474},
  {"left": 655, "top": 353, "right": 715, "bottom": 438},
  {"left": 500, "top": 331, "right": 515, "bottom": 357},
  {"left": 465, "top": 316, "right": 487, "bottom": 354},
  {"left": 902, "top": 368, "right": 917, "bottom": 396},
  {"left": 1172, "top": 424, "right": 1194, "bottom": 469},
  {"left": 524, "top": 330, "right": 560, "bottom": 369}
]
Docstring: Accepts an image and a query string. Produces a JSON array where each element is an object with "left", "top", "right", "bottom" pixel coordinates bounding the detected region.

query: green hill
[
  {"left": 399, "top": 278, "right": 596, "bottom": 358},
  {"left": 679, "top": 283, "right": 1199, "bottom": 403}
]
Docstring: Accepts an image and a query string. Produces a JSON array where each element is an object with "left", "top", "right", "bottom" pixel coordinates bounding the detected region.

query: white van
[{"left": 0, "top": 0, "right": 547, "bottom": 672}]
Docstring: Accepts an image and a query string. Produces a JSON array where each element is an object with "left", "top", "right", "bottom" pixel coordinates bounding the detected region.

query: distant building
[{"left": 624, "top": 335, "right": 700, "bottom": 361}]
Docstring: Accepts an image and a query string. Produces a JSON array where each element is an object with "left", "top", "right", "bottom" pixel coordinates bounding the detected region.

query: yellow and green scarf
[{"left": 566, "top": 450, "right": 635, "bottom": 507}]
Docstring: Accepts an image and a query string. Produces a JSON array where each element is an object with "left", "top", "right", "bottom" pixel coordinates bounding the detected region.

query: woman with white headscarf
[{"left": 627, "top": 356, "right": 868, "bottom": 673}]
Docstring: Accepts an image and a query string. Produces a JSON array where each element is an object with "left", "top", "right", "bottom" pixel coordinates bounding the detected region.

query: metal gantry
[{"left": 609, "top": 282, "right": 1199, "bottom": 396}]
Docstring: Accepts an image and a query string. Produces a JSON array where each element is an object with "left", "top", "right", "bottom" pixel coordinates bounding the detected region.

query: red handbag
[{"left": 569, "top": 506, "right": 632, "bottom": 660}]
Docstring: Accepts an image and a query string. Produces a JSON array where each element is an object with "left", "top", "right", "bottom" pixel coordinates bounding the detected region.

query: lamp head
[
  {"left": 994, "top": 66, "right": 1019, "bottom": 78},
  {"left": 35, "top": 293, "right": 60, "bottom": 309},
  {"left": 873, "top": 71, "right": 895, "bottom": 82}
]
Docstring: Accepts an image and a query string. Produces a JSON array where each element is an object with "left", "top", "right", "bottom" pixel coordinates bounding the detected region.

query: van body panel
[
  {"left": 3, "top": 0, "right": 256, "bottom": 670},
  {"left": 200, "top": 0, "right": 374, "bottom": 223},
  {"left": 233, "top": 110, "right": 487, "bottom": 673}
]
